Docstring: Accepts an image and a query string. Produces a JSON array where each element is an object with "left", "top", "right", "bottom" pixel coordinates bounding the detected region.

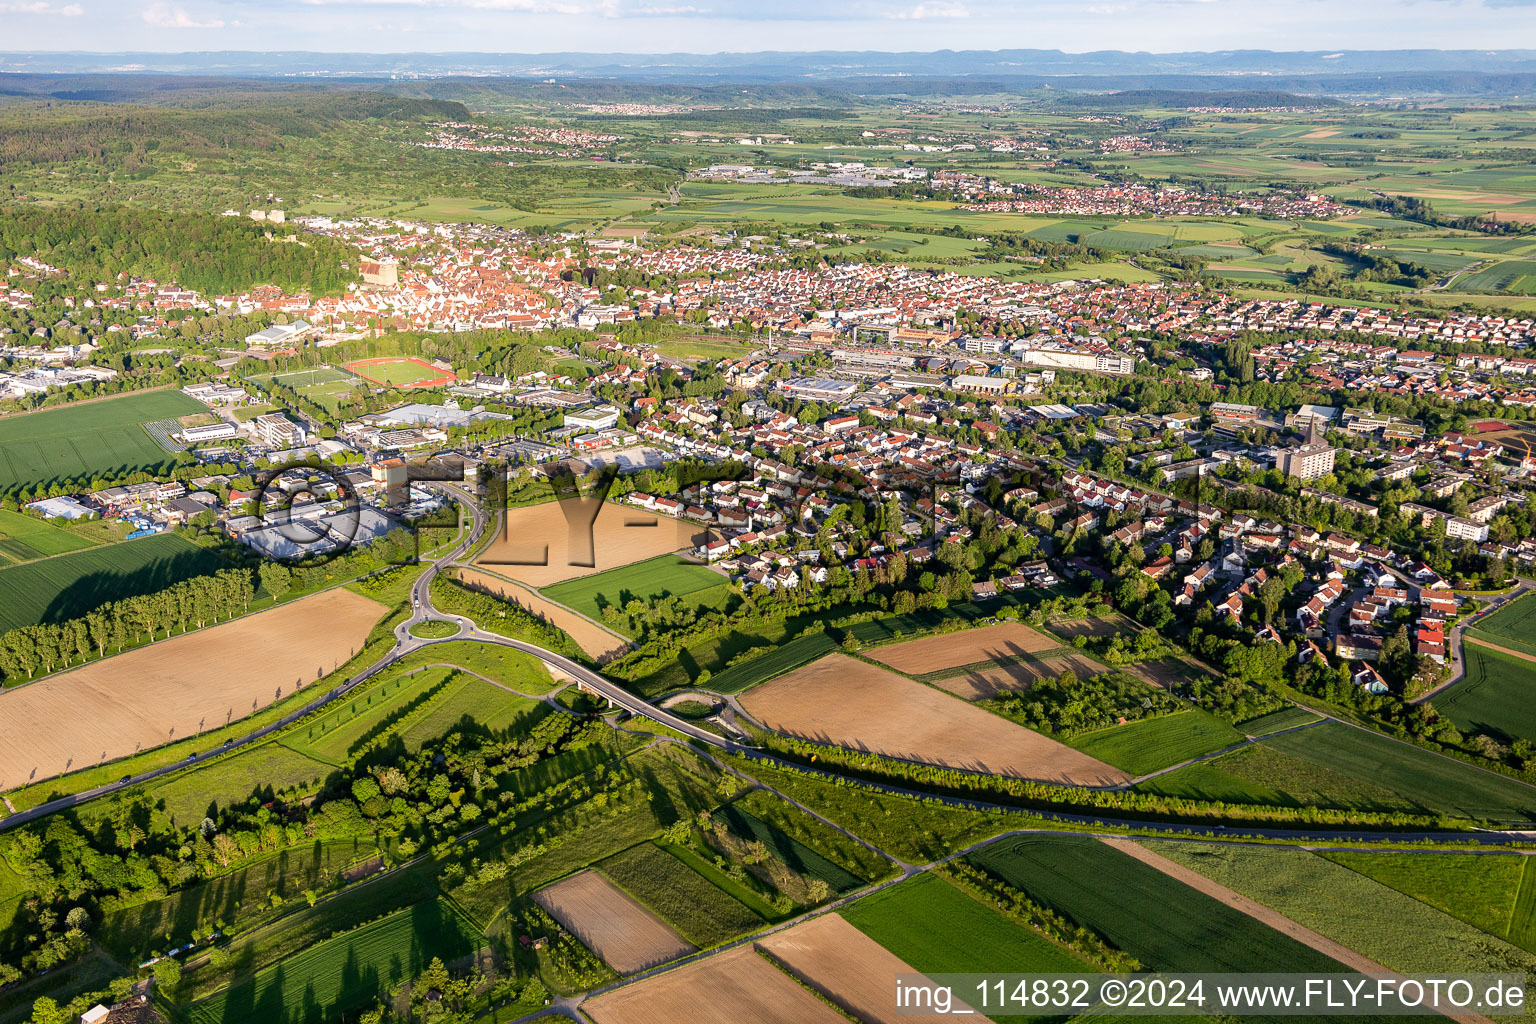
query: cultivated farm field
[
  {"left": 968, "top": 835, "right": 1352, "bottom": 975},
  {"left": 1068, "top": 710, "right": 1244, "bottom": 776},
  {"left": 0, "top": 389, "right": 203, "bottom": 491},
  {"left": 867, "top": 621, "right": 1061, "bottom": 676},
  {"left": 184, "top": 898, "right": 480, "bottom": 1024},
  {"left": 1150, "top": 842, "right": 1536, "bottom": 982},
  {"left": 0, "top": 588, "right": 386, "bottom": 790},
  {"left": 741, "top": 654, "right": 1131, "bottom": 785},
  {"left": 541, "top": 553, "right": 730, "bottom": 625},
  {"left": 1467, "top": 590, "right": 1536, "bottom": 660},
  {"left": 0, "top": 509, "right": 96, "bottom": 565},
  {"left": 1434, "top": 641, "right": 1536, "bottom": 746},
  {"left": 580, "top": 943, "right": 847, "bottom": 1024},
  {"left": 534, "top": 868, "right": 695, "bottom": 974},
  {"left": 596, "top": 842, "right": 764, "bottom": 948},
  {"left": 759, "top": 913, "right": 978, "bottom": 1024},
  {"left": 1261, "top": 721, "right": 1536, "bottom": 822},
  {"left": 928, "top": 653, "right": 1105, "bottom": 701},
  {"left": 0, "top": 532, "right": 222, "bottom": 632},
  {"left": 476, "top": 500, "right": 709, "bottom": 588}
]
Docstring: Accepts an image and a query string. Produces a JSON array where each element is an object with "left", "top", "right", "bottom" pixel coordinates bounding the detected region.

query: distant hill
[{"left": 1045, "top": 89, "right": 1347, "bottom": 110}]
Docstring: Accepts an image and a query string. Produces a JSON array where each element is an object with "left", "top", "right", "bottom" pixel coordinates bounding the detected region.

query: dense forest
[
  {"left": 0, "top": 92, "right": 469, "bottom": 172},
  {"left": 0, "top": 204, "right": 358, "bottom": 296}
]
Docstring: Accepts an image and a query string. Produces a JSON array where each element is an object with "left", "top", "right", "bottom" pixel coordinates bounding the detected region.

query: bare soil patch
[
  {"left": 1048, "top": 615, "right": 1131, "bottom": 640},
  {"left": 453, "top": 567, "right": 629, "bottom": 662},
  {"left": 742, "top": 654, "right": 1130, "bottom": 785},
  {"left": 931, "top": 653, "right": 1105, "bottom": 701},
  {"left": 760, "top": 913, "right": 990, "bottom": 1023},
  {"left": 869, "top": 622, "right": 1059, "bottom": 676},
  {"left": 581, "top": 943, "right": 846, "bottom": 1024},
  {"left": 1120, "top": 659, "right": 1200, "bottom": 689},
  {"left": 476, "top": 500, "right": 709, "bottom": 588},
  {"left": 599, "top": 226, "right": 650, "bottom": 238},
  {"left": 534, "top": 869, "right": 694, "bottom": 974},
  {"left": 0, "top": 589, "right": 385, "bottom": 790}
]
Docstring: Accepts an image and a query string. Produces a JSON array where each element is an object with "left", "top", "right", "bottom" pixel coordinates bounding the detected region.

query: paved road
[{"left": 1412, "top": 577, "right": 1533, "bottom": 704}]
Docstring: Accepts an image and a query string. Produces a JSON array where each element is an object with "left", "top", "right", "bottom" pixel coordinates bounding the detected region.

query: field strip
[
  {"left": 453, "top": 567, "right": 629, "bottom": 663},
  {"left": 1106, "top": 839, "right": 1494, "bottom": 1024},
  {"left": 1510, "top": 858, "right": 1536, "bottom": 949},
  {"left": 535, "top": 869, "right": 695, "bottom": 974},
  {"left": 1465, "top": 634, "right": 1536, "bottom": 665}
]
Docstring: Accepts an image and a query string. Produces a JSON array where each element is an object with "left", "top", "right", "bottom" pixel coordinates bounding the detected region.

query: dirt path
[
  {"left": 1098, "top": 838, "right": 1494, "bottom": 1024},
  {"left": 1465, "top": 634, "right": 1536, "bottom": 666}
]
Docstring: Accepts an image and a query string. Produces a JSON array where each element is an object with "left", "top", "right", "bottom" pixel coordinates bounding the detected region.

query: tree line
[{"left": 0, "top": 568, "right": 254, "bottom": 683}]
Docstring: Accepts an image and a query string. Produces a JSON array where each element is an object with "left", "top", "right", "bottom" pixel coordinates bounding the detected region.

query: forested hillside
[{"left": 0, "top": 204, "right": 357, "bottom": 295}]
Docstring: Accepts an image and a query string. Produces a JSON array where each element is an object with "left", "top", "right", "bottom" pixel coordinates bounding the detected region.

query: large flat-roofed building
[
  {"left": 564, "top": 405, "right": 622, "bottom": 432},
  {"left": 252, "top": 413, "right": 305, "bottom": 449},
  {"left": 779, "top": 377, "right": 858, "bottom": 402},
  {"left": 1210, "top": 401, "right": 1264, "bottom": 424},
  {"left": 181, "top": 422, "right": 238, "bottom": 444},
  {"left": 1277, "top": 442, "right": 1337, "bottom": 480},
  {"left": 951, "top": 373, "right": 1013, "bottom": 396}
]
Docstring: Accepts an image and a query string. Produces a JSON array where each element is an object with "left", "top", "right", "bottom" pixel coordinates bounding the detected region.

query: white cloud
[
  {"left": 0, "top": 1, "right": 84, "bottom": 13},
  {"left": 885, "top": 0, "right": 967, "bottom": 17},
  {"left": 142, "top": 1, "right": 225, "bottom": 26}
]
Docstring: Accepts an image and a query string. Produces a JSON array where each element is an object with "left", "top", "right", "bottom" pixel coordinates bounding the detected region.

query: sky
[{"left": 0, "top": 0, "right": 1532, "bottom": 54}]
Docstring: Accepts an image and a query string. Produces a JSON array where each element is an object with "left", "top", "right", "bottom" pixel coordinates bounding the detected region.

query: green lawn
[
  {"left": 394, "top": 674, "right": 544, "bottom": 750},
  {"left": 0, "top": 532, "right": 225, "bottom": 633},
  {"left": 149, "top": 740, "right": 334, "bottom": 825},
  {"left": 183, "top": 899, "right": 481, "bottom": 1024},
  {"left": 705, "top": 630, "right": 840, "bottom": 694},
  {"left": 0, "top": 389, "right": 203, "bottom": 491},
  {"left": 731, "top": 787, "right": 893, "bottom": 883},
  {"left": 1435, "top": 641, "right": 1536, "bottom": 746},
  {"left": 541, "top": 554, "right": 729, "bottom": 623},
  {"left": 1238, "top": 706, "right": 1324, "bottom": 737},
  {"left": 1262, "top": 721, "right": 1536, "bottom": 822},
  {"left": 595, "top": 841, "right": 764, "bottom": 948},
  {"left": 1067, "top": 710, "right": 1243, "bottom": 776},
  {"left": 1134, "top": 741, "right": 1414, "bottom": 812}
]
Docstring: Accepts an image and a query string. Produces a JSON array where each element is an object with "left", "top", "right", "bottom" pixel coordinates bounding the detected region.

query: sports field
[
  {"left": 0, "top": 389, "right": 204, "bottom": 491},
  {"left": 541, "top": 554, "right": 730, "bottom": 624},
  {"left": 343, "top": 356, "right": 456, "bottom": 388},
  {"left": 1434, "top": 641, "right": 1536, "bottom": 745},
  {"left": 0, "top": 532, "right": 223, "bottom": 632}
]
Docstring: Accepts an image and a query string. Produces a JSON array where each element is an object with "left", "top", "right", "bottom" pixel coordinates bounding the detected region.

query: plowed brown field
[
  {"left": 534, "top": 870, "right": 693, "bottom": 974},
  {"left": 742, "top": 654, "right": 1130, "bottom": 786},
  {"left": 0, "top": 589, "right": 385, "bottom": 790},
  {"left": 931, "top": 653, "right": 1106, "bottom": 701},
  {"left": 581, "top": 944, "right": 846, "bottom": 1024},
  {"left": 760, "top": 913, "right": 992, "bottom": 1023},
  {"left": 868, "top": 622, "right": 1060, "bottom": 675},
  {"left": 476, "top": 500, "right": 710, "bottom": 587}
]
